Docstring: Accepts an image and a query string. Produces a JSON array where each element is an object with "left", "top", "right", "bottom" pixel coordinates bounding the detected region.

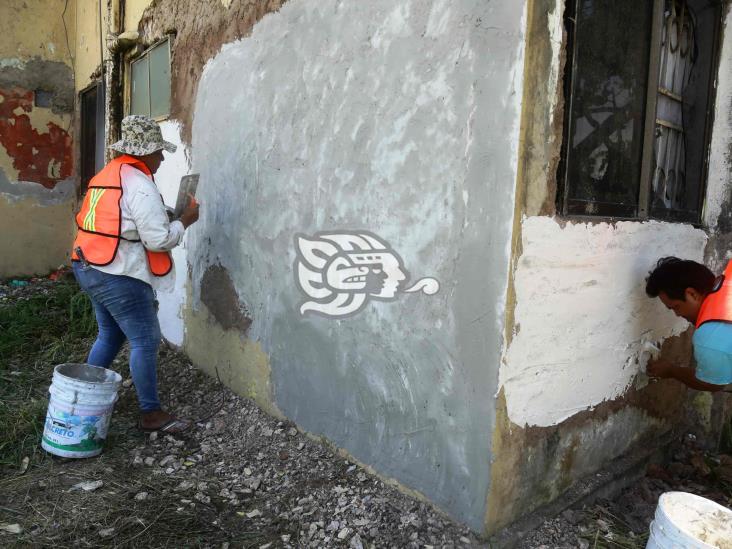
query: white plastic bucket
[
  {"left": 41, "top": 363, "right": 122, "bottom": 458},
  {"left": 646, "top": 491, "right": 732, "bottom": 549}
]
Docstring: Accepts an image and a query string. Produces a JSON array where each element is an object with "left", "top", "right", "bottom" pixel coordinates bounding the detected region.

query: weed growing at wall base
[{"left": 0, "top": 278, "right": 96, "bottom": 472}]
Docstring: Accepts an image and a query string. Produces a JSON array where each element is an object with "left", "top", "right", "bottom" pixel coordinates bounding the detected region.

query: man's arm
[{"left": 647, "top": 359, "right": 726, "bottom": 392}]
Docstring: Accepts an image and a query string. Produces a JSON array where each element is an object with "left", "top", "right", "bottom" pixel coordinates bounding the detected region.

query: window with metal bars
[{"left": 560, "top": 0, "right": 722, "bottom": 223}]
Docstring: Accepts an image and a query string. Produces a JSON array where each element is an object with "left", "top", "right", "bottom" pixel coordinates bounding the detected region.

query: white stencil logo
[{"left": 294, "top": 231, "right": 440, "bottom": 318}]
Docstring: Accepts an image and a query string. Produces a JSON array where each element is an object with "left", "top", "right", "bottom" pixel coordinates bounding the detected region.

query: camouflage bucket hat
[{"left": 109, "top": 115, "right": 177, "bottom": 156}]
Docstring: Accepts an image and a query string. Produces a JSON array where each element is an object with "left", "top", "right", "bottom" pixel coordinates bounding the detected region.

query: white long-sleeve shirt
[{"left": 93, "top": 164, "right": 184, "bottom": 291}]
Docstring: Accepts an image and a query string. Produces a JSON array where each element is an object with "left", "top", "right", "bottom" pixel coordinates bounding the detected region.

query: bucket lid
[{"left": 54, "top": 363, "right": 122, "bottom": 385}]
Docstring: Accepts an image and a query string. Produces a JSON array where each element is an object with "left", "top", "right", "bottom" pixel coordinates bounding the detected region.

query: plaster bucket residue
[
  {"left": 646, "top": 491, "right": 732, "bottom": 549},
  {"left": 41, "top": 363, "right": 122, "bottom": 458}
]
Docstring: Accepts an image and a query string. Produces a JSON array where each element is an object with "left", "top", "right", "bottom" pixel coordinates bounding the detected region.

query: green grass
[{"left": 0, "top": 280, "right": 97, "bottom": 472}]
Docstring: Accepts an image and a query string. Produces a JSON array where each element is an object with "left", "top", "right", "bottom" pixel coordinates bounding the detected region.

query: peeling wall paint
[
  {"left": 185, "top": 0, "right": 527, "bottom": 530},
  {"left": 500, "top": 216, "right": 707, "bottom": 428},
  {"left": 0, "top": 57, "right": 75, "bottom": 114},
  {"left": 0, "top": 0, "right": 76, "bottom": 277},
  {"left": 0, "top": 88, "right": 72, "bottom": 188},
  {"left": 138, "top": 0, "right": 287, "bottom": 146}
]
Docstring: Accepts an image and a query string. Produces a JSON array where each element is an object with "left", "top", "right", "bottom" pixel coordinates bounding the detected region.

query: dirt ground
[
  {"left": 1, "top": 276, "right": 731, "bottom": 548},
  {"left": 520, "top": 435, "right": 732, "bottom": 548},
  {"left": 0, "top": 276, "right": 479, "bottom": 548}
]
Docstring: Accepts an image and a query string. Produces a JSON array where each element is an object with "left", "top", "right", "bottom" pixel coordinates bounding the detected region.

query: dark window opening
[
  {"left": 80, "top": 82, "right": 105, "bottom": 193},
  {"left": 559, "top": 0, "right": 722, "bottom": 223},
  {"left": 34, "top": 90, "right": 53, "bottom": 108}
]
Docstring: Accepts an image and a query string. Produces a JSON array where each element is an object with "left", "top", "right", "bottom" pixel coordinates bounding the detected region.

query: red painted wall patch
[{"left": 0, "top": 88, "right": 72, "bottom": 188}]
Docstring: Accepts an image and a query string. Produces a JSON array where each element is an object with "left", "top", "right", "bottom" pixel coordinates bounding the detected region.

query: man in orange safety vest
[
  {"left": 72, "top": 115, "right": 200, "bottom": 434},
  {"left": 645, "top": 257, "right": 732, "bottom": 392}
]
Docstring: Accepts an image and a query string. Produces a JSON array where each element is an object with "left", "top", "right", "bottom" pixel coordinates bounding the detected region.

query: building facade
[{"left": 4, "top": 0, "right": 732, "bottom": 536}]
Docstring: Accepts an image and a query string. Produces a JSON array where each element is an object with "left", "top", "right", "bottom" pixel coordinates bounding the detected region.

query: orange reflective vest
[
  {"left": 696, "top": 261, "right": 732, "bottom": 328},
  {"left": 71, "top": 155, "right": 173, "bottom": 276}
]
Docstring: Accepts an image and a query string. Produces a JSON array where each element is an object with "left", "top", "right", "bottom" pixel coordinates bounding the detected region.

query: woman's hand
[{"left": 180, "top": 194, "right": 200, "bottom": 228}]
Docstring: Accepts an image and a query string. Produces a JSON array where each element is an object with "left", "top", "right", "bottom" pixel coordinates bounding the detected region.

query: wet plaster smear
[
  {"left": 187, "top": 0, "right": 527, "bottom": 530},
  {"left": 501, "top": 216, "right": 707, "bottom": 428},
  {"left": 154, "top": 121, "right": 189, "bottom": 347}
]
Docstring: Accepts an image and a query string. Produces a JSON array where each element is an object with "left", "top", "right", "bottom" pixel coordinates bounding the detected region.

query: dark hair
[{"left": 645, "top": 257, "right": 715, "bottom": 299}]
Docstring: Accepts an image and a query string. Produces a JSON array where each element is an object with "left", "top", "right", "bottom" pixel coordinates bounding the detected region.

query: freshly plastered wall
[
  {"left": 154, "top": 121, "right": 189, "bottom": 347},
  {"left": 487, "top": 0, "right": 732, "bottom": 533},
  {"left": 704, "top": 4, "right": 732, "bottom": 271},
  {"left": 0, "top": 0, "right": 76, "bottom": 277},
  {"left": 502, "top": 219, "right": 707, "bottom": 428},
  {"left": 183, "top": 0, "right": 527, "bottom": 531}
]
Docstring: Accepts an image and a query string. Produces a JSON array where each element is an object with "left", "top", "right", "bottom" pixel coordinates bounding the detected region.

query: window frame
[
  {"left": 125, "top": 37, "right": 172, "bottom": 122},
  {"left": 558, "top": 0, "right": 722, "bottom": 225},
  {"left": 79, "top": 80, "right": 105, "bottom": 194}
]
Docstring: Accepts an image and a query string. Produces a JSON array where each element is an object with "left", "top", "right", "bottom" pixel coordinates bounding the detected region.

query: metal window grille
[{"left": 561, "top": 0, "right": 720, "bottom": 223}]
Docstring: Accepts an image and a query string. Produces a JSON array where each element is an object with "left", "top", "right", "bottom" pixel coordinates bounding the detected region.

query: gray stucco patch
[
  {"left": 0, "top": 168, "right": 75, "bottom": 205},
  {"left": 200, "top": 263, "right": 253, "bottom": 332},
  {"left": 187, "top": 0, "right": 526, "bottom": 530},
  {"left": 0, "top": 57, "right": 74, "bottom": 113}
]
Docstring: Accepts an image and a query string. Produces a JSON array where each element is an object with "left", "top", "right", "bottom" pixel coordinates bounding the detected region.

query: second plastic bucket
[
  {"left": 646, "top": 491, "right": 732, "bottom": 549},
  {"left": 41, "top": 363, "right": 122, "bottom": 458}
]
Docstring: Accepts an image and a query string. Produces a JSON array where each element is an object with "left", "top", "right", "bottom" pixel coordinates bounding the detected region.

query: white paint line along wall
[
  {"left": 153, "top": 120, "right": 189, "bottom": 347},
  {"left": 500, "top": 216, "right": 707, "bottom": 427},
  {"left": 702, "top": 9, "right": 732, "bottom": 235}
]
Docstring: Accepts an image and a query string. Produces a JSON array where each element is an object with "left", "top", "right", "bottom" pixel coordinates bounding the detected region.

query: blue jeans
[{"left": 72, "top": 262, "right": 162, "bottom": 412}]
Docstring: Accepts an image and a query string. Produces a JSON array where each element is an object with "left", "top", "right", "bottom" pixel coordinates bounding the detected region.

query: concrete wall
[
  {"left": 487, "top": 0, "right": 732, "bottom": 533},
  {"left": 183, "top": 0, "right": 527, "bottom": 531},
  {"left": 115, "top": 0, "right": 527, "bottom": 530},
  {"left": 112, "top": 0, "right": 732, "bottom": 537},
  {"left": 74, "top": 0, "right": 107, "bottom": 93},
  {"left": 0, "top": 0, "right": 76, "bottom": 277}
]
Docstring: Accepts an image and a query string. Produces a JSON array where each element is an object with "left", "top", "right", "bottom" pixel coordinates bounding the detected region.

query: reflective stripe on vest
[
  {"left": 83, "top": 188, "right": 107, "bottom": 232},
  {"left": 695, "top": 261, "right": 732, "bottom": 328},
  {"left": 71, "top": 155, "right": 173, "bottom": 277}
]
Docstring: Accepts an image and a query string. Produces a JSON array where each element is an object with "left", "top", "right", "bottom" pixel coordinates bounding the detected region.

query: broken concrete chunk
[
  {"left": 70, "top": 480, "right": 103, "bottom": 492},
  {"left": 349, "top": 533, "right": 364, "bottom": 549}
]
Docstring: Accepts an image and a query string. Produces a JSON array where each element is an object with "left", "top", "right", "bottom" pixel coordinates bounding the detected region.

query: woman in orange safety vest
[{"left": 72, "top": 115, "right": 200, "bottom": 434}]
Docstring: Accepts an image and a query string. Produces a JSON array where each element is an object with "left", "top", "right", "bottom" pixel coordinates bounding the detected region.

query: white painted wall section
[
  {"left": 703, "top": 9, "right": 732, "bottom": 234},
  {"left": 153, "top": 120, "right": 188, "bottom": 346},
  {"left": 501, "top": 216, "right": 707, "bottom": 427}
]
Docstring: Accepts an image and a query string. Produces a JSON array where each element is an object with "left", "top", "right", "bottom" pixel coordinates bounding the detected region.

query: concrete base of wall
[
  {"left": 183, "top": 296, "right": 280, "bottom": 420},
  {"left": 0, "top": 192, "right": 75, "bottom": 278},
  {"left": 488, "top": 430, "right": 675, "bottom": 548}
]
